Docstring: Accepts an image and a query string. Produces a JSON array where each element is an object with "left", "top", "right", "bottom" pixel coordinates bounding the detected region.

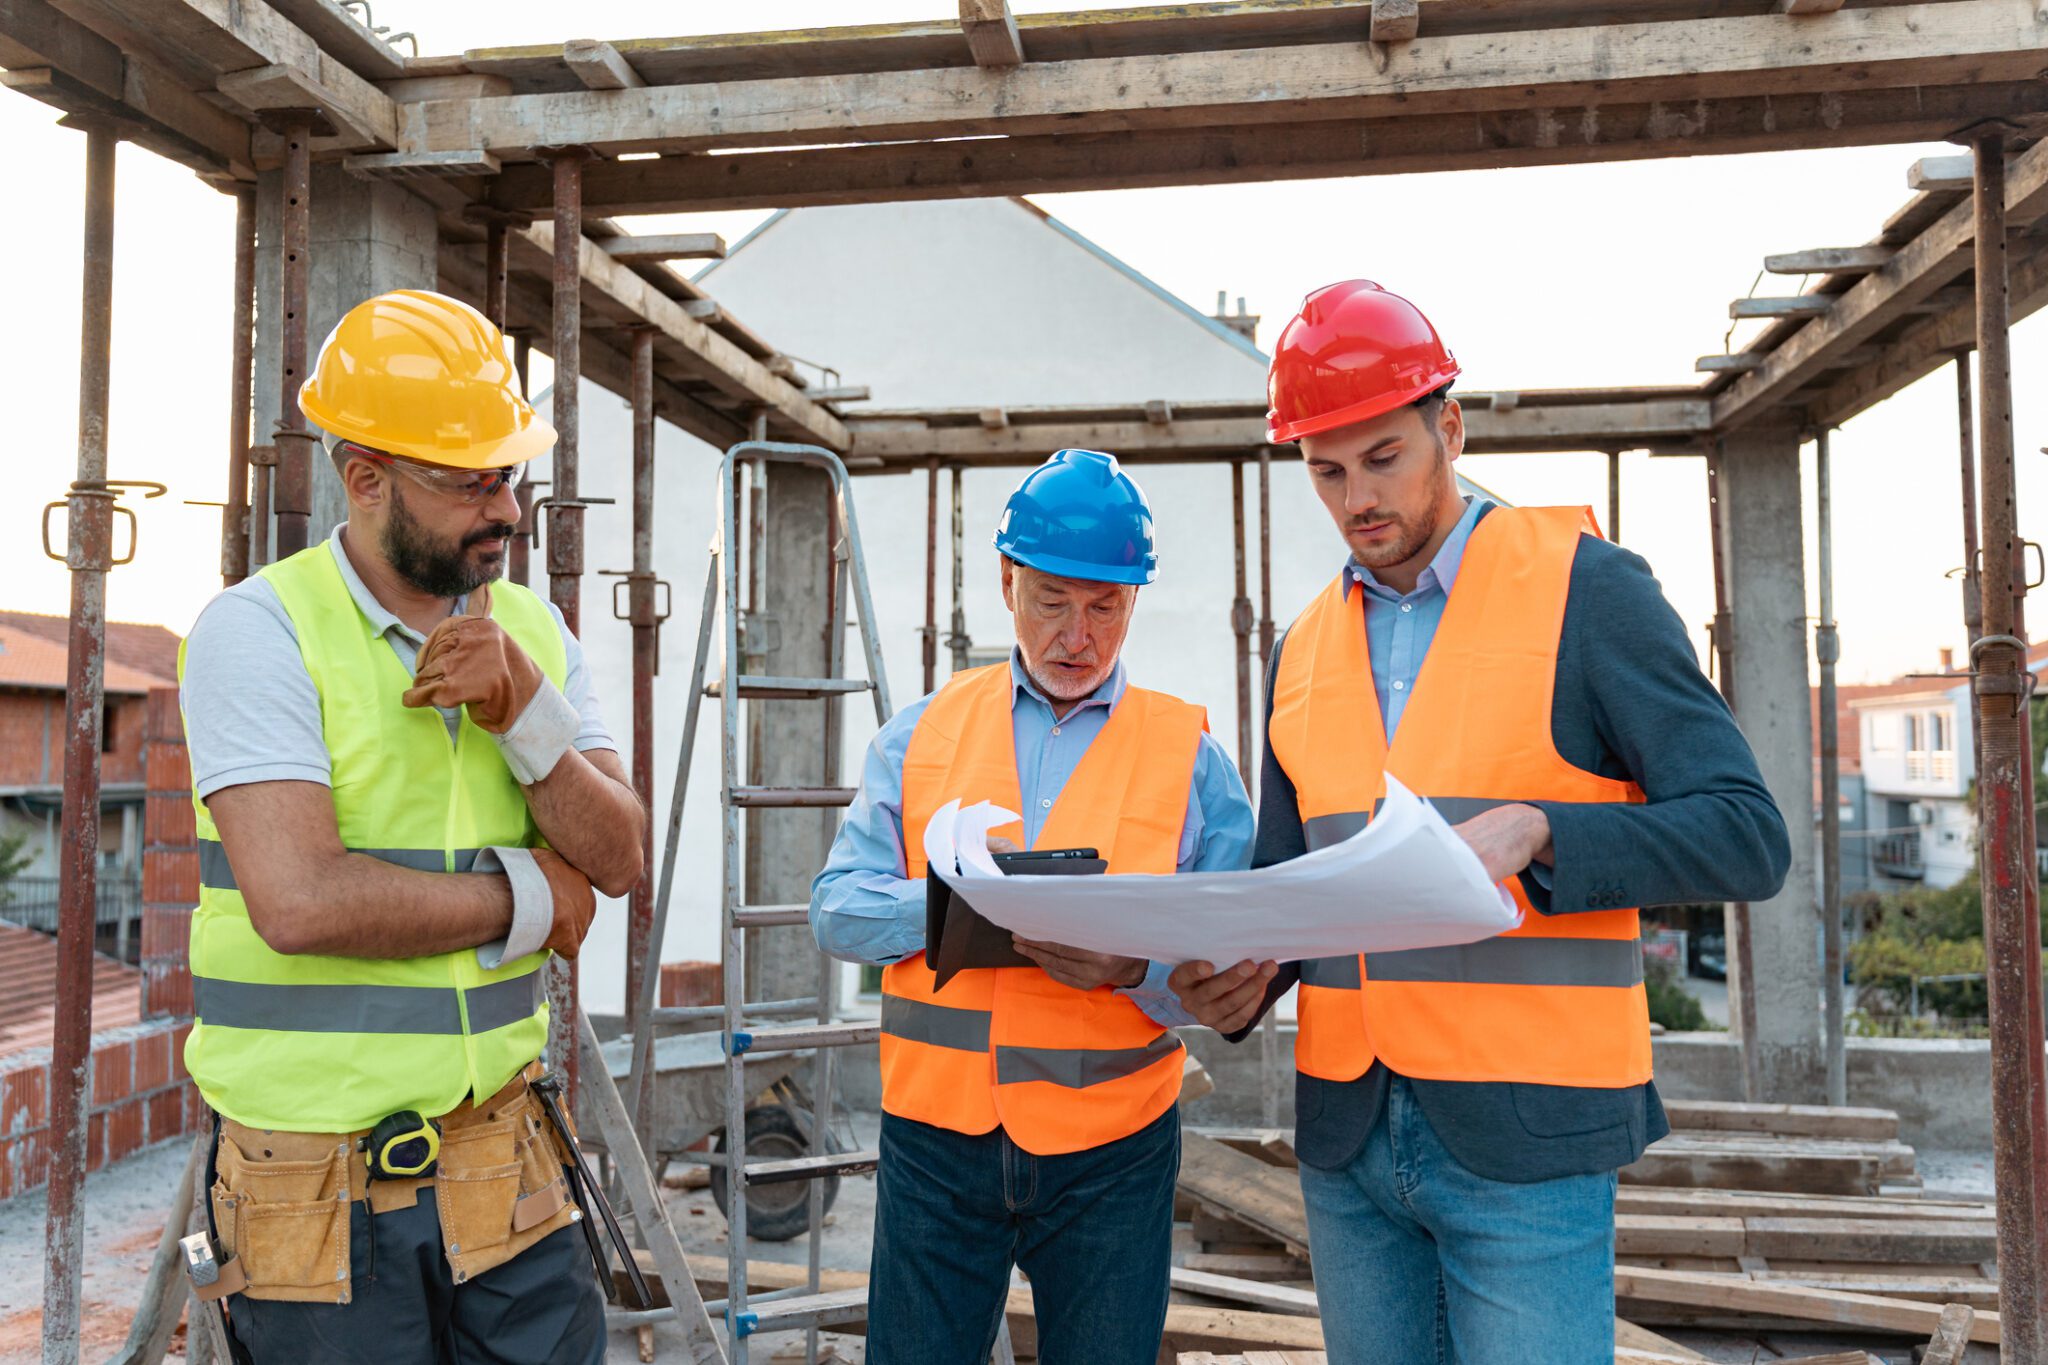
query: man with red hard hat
[{"left": 1170, "top": 281, "right": 1790, "bottom": 1362}]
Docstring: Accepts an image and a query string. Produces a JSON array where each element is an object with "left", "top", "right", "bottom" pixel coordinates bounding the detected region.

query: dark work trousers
[
  {"left": 866, "top": 1106, "right": 1179, "bottom": 1365},
  {"left": 224, "top": 1195, "right": 606, "bottom": 1365}
]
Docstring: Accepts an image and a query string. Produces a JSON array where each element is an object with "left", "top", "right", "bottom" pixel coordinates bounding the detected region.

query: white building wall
[{"left": 536, "top": 199, "right": 1489, "bottom": 1012}]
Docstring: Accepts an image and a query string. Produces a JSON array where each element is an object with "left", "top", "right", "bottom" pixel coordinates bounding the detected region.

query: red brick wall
[
  {"left": 0, "top": 1018, "right": 203, "bottom": 1201},
  {"left": 142, "top": 686, "right": 196, "bottom": 1019},
  {"left": 0, "top": 688, "right": 150, "bottom": 789}
]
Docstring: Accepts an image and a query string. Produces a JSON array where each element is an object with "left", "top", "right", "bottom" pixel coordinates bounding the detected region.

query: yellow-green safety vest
[{"left": 180, "top": 538, "right": 565, "bottom": 1132}]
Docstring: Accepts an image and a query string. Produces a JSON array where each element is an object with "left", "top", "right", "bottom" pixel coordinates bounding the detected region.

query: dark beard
[{"left": 380, "top": 483, "right": 507, "bottom": 598}]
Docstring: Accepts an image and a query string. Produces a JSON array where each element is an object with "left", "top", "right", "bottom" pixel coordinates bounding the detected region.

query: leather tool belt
[{"left": 205, "top": 1064, "right": 580, "bottom": 1303}]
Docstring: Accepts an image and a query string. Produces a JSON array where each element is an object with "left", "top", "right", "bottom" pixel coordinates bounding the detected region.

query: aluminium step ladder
[{"left": 624, "top": 441, "right": 892, "bottom": 1363}]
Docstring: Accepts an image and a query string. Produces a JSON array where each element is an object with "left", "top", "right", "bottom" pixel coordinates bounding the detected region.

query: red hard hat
[{"left": 1266, "top": 280, "right": 1461, "bottom": 444}]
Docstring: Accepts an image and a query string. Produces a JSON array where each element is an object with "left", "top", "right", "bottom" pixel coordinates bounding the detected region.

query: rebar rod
[{"left": 43, "top": 125, "right": 117, "bottom": 1365}]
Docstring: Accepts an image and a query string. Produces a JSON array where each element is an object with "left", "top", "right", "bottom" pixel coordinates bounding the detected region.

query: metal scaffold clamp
[{"left": 41, "top": 479, "right": 166, "bottom": 570}]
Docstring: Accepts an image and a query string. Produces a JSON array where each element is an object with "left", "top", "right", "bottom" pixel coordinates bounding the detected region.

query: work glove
[
  {"left": 473, "top": 845, "right": 597, "bottom": 966},
  {"left": 404, "top": 583, "right": 580, "bottom": 784}
]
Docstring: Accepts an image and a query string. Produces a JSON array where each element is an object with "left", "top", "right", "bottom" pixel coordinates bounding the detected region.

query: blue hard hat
[{"left": 993, "top": 449, "right": 1157, "bottom": 586}]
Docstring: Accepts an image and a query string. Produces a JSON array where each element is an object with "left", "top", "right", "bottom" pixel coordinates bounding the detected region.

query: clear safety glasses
[{"left": 340, "top": 442, "right": 524, "bottom": 505}]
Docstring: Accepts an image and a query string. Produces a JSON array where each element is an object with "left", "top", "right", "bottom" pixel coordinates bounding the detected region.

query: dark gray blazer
[{"left": 1234, "top": 510, "right": 1791, "bottom": 1183}]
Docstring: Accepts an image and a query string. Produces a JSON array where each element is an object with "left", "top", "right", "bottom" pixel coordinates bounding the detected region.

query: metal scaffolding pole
[
  {"left": 546, "top": 146, "right": 590, "bottom": 1096},
  {"left": 625, "top": 327, "right": 658, "bottom": 1043},
  {"left": 511, "top": 334, "right": 536, "bottom": 587},
  {"left": 271, "top": 116, "right": 316, "bottom": 560},
  {"left": 1967, "top": 124, "right": 2047, "bottom": 1363},
  {"left": 948, "top": 466, "right": 970, "bottom": 673},
  {"left": 1256, "top": 448, "right": 1281, "bottom": 1127},
  {"left": 1231, "top": 460, "right": 1254, "bottom": 780},
  {"left": 42, "top": 124, "right": 117, "bottom": 1365},
  {"left": 924, "top": 457, "right": 940, "bottom": 694},
  {"left": 1814, "top": 427, "right": 1845, "bottom": 1107},
  {"left": 1607, "top": 450, "right": 1622, "bottom": 544},
  {"left": 485, "top": 218, "right": 510, "bottom": 332},
  {"left": 222, "top": 187, "right": 255, "bottom": 587},
  {"left": 1957, "top": 354, "right": 1983, "bottom": 651},
  {"left": 1705, "top": 445, "right": 1763, "bottom": 1103}
]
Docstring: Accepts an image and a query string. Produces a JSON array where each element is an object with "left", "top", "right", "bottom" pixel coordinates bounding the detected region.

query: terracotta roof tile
[
  {"left": 0, "top": 921, "right": 142, "bottom": 1060},
  {"left": 0, "top": 623, "right": 173, "bottom": 696},
  {"left": 0, "top": 611, "right": 180, "bottom": 687}
]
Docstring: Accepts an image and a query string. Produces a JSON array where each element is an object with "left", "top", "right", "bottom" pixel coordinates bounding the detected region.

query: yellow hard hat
[{"left": 299, "top": 289, "right": 555, "bottom": 470}]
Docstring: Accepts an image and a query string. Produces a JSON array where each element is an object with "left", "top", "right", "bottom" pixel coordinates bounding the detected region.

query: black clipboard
[{"left": 925, "top": 847, "right": 1107, "bottom": 989}]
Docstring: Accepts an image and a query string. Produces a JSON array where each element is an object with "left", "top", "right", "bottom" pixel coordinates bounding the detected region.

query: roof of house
[
  {"left": 0, "top": 921, "right": 142, "bottom": 1059},
  {"left": 1815, "top": 639, "right": 2048, "bottom": 771},
  {"left": 0, "top": 612, "right": 181, "bottom": 696}
]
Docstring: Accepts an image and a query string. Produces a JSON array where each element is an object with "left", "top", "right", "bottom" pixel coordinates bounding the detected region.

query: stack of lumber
[
  {"left": 1175, "top": 1100, "right": 2001, "bottom": 1355},
  {"left": 1627, "top": 1101, "right": 1919, "bottom": 1196}
]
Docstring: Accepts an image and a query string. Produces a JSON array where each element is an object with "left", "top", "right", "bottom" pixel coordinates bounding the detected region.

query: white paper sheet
[{"left": 921, "top": 776, "right": 1521, "bottom": 966}]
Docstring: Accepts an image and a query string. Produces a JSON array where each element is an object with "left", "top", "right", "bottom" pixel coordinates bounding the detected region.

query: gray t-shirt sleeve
[
  {"left": 545, "top": 600, "right": 616, "bottom": 754},
  {"left": 181, "top": 581, "right": 332, "bottom": 800}
]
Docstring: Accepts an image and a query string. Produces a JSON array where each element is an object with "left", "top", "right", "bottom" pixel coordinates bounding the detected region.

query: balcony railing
[
  {"left": 0, "top": 876, "right": 143, "bottom": 936},
  {"left": 1904, "top": 750, "right": 1958, "bottom": 783},
  {"left": 1874, "top": 831, "right": 1925, "bottom": 881}
]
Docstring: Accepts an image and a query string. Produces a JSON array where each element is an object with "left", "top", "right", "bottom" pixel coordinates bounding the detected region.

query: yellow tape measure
[{"left": 364, "top": 1110, "right": 442, "bottom": 1180}]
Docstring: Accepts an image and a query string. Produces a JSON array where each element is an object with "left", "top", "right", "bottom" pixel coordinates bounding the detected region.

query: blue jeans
[
  {"left": 1299, "top": 1075, "right": 1616, "bottom": 1365},
  {"left": 867, "top": 1108, "right": 1178, "bottom": 1365}
]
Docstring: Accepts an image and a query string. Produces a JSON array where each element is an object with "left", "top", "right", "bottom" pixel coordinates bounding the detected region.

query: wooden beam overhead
[
  {"left": 1729, "top": 295, "right": 1832, "bottom": 320},
  {"left": 1764, "top": 245, "right": 1893, "bottom": 275},
  {"left": 400, "top": 3, "right": 2048, "bottom": 161},
  {"left": 1369, "top": 0, "right": 1419, "bottom": 43},
  {"left": 601, "top": 232, "right": 727, "bottom": 263},
  {"left": 1714, "top": 136, "right": 2048, "bottom": 432},
  {"left": 1696, "top": 353, "right": 1765, "bottom": 373},
  {"left": 1777, "top": 0, "right": 1845, "bottom": 12},
  {"left": 562, "top": 38, "right": 644, "bottom": 90},
  {"left": 959, "top": 0, "right": 1025, "bottom": 68},
  {"left": 486, "top": 79, "right": 2048, "bottom": 217}
]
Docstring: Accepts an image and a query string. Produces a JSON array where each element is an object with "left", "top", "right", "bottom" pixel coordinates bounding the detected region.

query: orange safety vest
[
  {"left": 883, "top": 663, "right": 1205, "bottom": 1155},
  {"left": 1269, "top": 505, "right": 1652, "bottom": 1089}
]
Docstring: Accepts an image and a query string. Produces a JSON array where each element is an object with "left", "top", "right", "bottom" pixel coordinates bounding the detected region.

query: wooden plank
[
  {"left": 1697, "top": 353, "right": 1765, "bottom": 373},
  {"left": 216, "top": 61, "right": 395, "bottom": 147},
  {"left": 1660, "top": 1100, "right": 1900, "bottom": 1140},
  {"left": 1778, "top": 0, "right": 1845, "bottom": 10},
  {"left": 960, "top": 0, "right": 1025, "bottom": 67},
  {"left": 603, "top": 232, "right": 727, "bottom": 263},
  {"left": 1729, "top": 295, "right": 1832, "bottom": 320},
  {"left": 1183, "top": 1253, "right": 1314, "bottom": 1283},
  {"left": 1171, "top": 1269, "right": 1319, "bottom": 1317},
  {"left": 562, "top": 38, "right": 644, "bottom": 90},
  {"left": 263, "top": 0, "right": 406, "bottom": 81},
  {"left": 518, "top": 221, "right": 848, "bottom": 450},
  {"left": 1178, "top": 1132, "right": 1313, "bottom": 1259},
  {"left": 405, "top": 2, "right": 2048, "bottom": 159},
  {"left": 1622, "top": 1145, "right": 1882, "bottom": 1196},
  {"left": 1717, "top": 134, "right": 2048, "bottom": 429},
  {"left": 1745, "top": 1217, "right": 1997, "bottom": 1265},
  {"left": 1616, "top": 1215, "right": 1748, "bottom": 1259},
  {"left": 1922, "top": 1302, "right": 1976, "bottom": 1365},
  {"left": 1613, "top": 1266, "right": 2001, "bottom": 1343},
  {"left": 1764, "top": 246, "right": 1894, "bottom": 275},
  {"left": 1369, "top": 0, "right": 1418, "bottom": 42},
  {"left": 1751, "top": 1272, "right": 2001, "bottom": 1309},
  {"left": 1908, "top": 153, "right": 1975, "bottom": 194},
  {"left": 1614, "top": 1319, "right": 1709, "bottom": 1360},
  {"left": 1615, "top": 1187, "right": 1992, "bottom": 1222}
]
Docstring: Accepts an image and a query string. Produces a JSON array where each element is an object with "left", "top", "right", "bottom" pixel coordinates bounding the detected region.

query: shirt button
[
  {"left": 1041, "top": 799, "right": 1052, "bottom": 809},
  {"left": 1400, "top": 602, "right": 1414, "bottom": 613},
  {"left": 1393, "top": 680, "right": 1406, "bottom": 691},
  {"left": 1051, "top": 727, "right": 1060, "bottom": 735}
]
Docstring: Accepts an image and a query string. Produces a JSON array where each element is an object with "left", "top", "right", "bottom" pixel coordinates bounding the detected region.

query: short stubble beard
[{"left": 380, "top": 483, "right": 508, "bottom": 598}]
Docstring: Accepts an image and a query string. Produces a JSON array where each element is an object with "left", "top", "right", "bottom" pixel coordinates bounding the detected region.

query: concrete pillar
[
  {"left": 745, "top": 463, "right": 840, "bottom": 1003},
  {"left": 253, "top": 166, "right": 439, "bottom": 543},
  {"left": 1718, "top": 427, "right": 1824, "bottom": 1103}
]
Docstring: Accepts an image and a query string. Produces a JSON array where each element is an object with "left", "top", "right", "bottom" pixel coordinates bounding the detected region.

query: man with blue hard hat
[{"left": 812, "top": 449, "right": 1254, "bottom": 1364}]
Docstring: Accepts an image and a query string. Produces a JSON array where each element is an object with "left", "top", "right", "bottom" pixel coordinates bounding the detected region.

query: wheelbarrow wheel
[{"left": 709, "top": 1103, "right": 841, "bottom": 1243}]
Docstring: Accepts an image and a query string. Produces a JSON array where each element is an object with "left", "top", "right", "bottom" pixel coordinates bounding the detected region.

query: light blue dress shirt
[
  {"left": 809, "top": 650, "right": 1256, "bottom": 1028},
  {"left": 1343, "top": 497, "right": 1490, "bottom": 738}
]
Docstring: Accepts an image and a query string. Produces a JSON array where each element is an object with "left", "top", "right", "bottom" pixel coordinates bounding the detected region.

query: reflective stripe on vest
[
  {"left": 1270, "top": 506, "right": 1653, "bottom": 1089},
  {"left": 881, "top": 663, "right": 1203, "bottom": 1156},
  {"left": 181, "top": 538, "right": 567, "bottom": 1133}
]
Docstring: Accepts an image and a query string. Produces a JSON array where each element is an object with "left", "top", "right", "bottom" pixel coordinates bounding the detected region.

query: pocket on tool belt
[
  {"left": 211, "top": 1133, "right": 353, "bottom": 1303},
  {"left": 435, "top": 1118, "right": 523, "bottom": 1265},
  {"left": 511, "top": 1117, "right": 571, "bottom": 1233}
]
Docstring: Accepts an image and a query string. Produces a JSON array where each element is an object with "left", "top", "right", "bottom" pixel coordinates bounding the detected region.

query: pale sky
[{"left": 3, "top": 1, "right": 2042, "bottom": 686}]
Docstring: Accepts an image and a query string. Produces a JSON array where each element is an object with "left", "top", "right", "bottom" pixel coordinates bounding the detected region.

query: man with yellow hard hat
[{"left": 177, "top": 289, "right": 644, "bottom": 1364}]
